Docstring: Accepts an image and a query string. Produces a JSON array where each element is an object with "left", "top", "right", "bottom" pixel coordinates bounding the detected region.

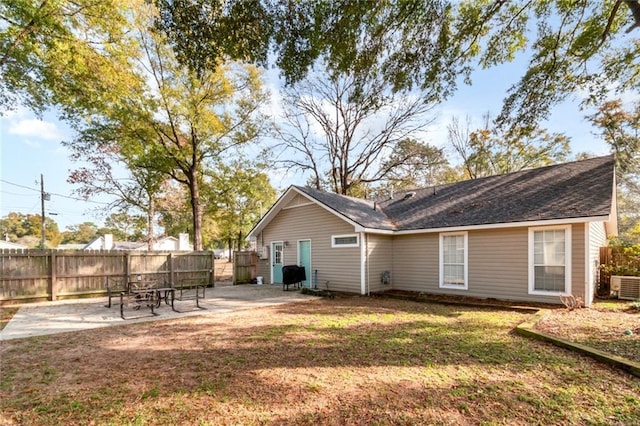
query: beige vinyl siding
[
  {"left": 256, "top": 251, "right": 270, "bottom": 283},
  {"left": 257, "top": 203, "right": 361, "bottom": 293},
  {"left": 392, "top": 233, "right": 440, "bottom": 292},
  {"left": 364, "top": 234, "right": 393, "bottom": 294},
  {"left": 392, "top": 224, "right": 588, "bottom": 305},
  {"left": 588, "top": 221, "right": 607, "bottom": 296},
  {"left": 285, "top": 194, "right": 314, "bottom": 208},
  {"left": 571, "top": 223, "right": 586, "bottom": 302}
]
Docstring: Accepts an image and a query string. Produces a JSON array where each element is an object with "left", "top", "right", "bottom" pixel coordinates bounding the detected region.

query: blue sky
[{"left": 0, "top": 59, "right": 612, "bottom": 231}]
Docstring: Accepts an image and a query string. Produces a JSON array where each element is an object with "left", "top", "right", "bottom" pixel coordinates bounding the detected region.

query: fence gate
[{"left": 233, "top": 251, "right": 257, "bottom": 285}]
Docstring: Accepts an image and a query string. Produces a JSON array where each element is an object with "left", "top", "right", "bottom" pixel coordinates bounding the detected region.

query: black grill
[{"left": 282, "top": 265, "right": 306, "bottom": 291}]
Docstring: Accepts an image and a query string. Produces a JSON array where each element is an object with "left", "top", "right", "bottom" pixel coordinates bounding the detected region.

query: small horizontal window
[{"left": 331, "top": 234, "right": 359, "bottom": 248}]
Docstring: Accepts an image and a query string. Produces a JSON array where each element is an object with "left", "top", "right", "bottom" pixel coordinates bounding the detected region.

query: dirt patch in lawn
[
  {"left": 534, "top": 300, "right": 640, "bottom": 364},
  {"left": 1, "top": 296, "right": 639, "bottom": 425}
]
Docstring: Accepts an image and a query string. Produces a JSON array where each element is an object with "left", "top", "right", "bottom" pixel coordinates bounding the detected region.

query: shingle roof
[
  {"left": 293, "top": 185, "right": 396, "bottom": 230},
  {"left": 295, "top": 155, "right": 615, "bottom": 231}
]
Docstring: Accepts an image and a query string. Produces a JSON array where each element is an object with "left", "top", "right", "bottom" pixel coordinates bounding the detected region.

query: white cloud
[{"left": 8, "top": 118, "right": 64, "bottom": 141}]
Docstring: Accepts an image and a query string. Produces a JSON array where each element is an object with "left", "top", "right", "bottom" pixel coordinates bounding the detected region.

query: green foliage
[
  {"left": 0, "top": 212, "right": 60, "bottom": 248},
  {"left": 0, "top": 0, "right": 138, "bottom": 114},
  {"left": 102, "top": 213, "right": 147, "bottom": 241},
  {"left": 588, "top": 99, "right": 640, "bottom": 238},
  {"left": 154, "top": 0, "right": 272, "bottom": 77},
  {"left": 448, "top": 114, "right": 571, "bottom": 179},
  {"left": 203, "top": 163, "right": 277, "bottom": 250},
  {"left": 587, "top": 99, "right": 640, "bottom": 185},
  {"left": 60, "top": 222, "right": 98, "bottom": 244},
  {"left": 157, "top": 0, "right": 462, "bottom": 100},
  {"left": 378, "top": 139, "right": 451, "bottom": 191},
  {"left": 155, "top": 1, "right": 640, "bottom": 133},
  {"left": 600, "top": 238, "right": 640, "bottom": 277},
  {"left": 62, "top": 2, "right": 271, "bottom": 250}
]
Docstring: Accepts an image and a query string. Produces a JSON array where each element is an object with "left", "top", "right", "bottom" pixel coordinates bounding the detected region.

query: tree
[
  {"left": 205, "top": 163, "right": 277, "bottom": 252},
  {"left": 65, "top": 130, "right": 168, "bottom": 248},
  {"left": 447, "top": 114, "right": 571, "bottom": 179},
  {"left": 274, "top": 69, "right": 436, "bottom": 196},
  {"left": 379, "top": 138, "right": 450, "bottom": 191},
  {"left": 102, "top": 213, "right": 147, "bottom": 241},
  {"left": 156, "top": 182, "right": 193, "bottom": 242},
  {"left": 60, "top": 222, "right": 98, "bottom": 244},
  {"left": 0, "top": 212, "right": 60, "bottom": 247},
  {"left": 588, "top": 99, "right": 640, "bottom": 238},
  {"left": 587, "top": 99, "right": 640, "bottom": 185},
  {"left": 157, "top": 1, "right": 469, "bottom": 100},
  {"left": 64, "top": 3, "right": 271, "bottom": 250},
  {"left": 0, "top": 212, "right": 30, "bottom": 241},
  {"left": 156, "top": 1, "right": 640, "bottom": 132},
  {"left": 0, "top": 0, "right": 138, "bottom": 114}
]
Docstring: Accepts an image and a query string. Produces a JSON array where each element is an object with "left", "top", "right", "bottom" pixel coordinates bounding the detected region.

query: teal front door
[
  {"left": 298, "top": 240, "right": 311, "bottom": 288},
  {"left": 271, "top": 242, "right": 284, "bottom": 283}
]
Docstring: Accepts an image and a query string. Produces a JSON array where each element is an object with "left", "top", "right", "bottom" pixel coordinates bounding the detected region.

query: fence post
[
  {"left": 168, "top": 253, "right": 174, "bottom": 284},
  {"left": 124, "top": 251, "right": 130, "bottom": 282},
  {"left": 49, "top": 250, "right": 57, "bottom": 301},
  {"left": 232, "top": 251, "right": 237, "bottom": 285},
  {"left": 211, "top": 251, "right": 215, "bottom": 287}
]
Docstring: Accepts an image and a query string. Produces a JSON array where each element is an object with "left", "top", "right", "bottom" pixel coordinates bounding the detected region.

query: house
[
  {"left": 248, "top": 155, "right": 617, "bottom": 307},
  {"left": 84, "top": 233, "right": 193, "bottom": 251},
  {"left": 0, "top": 240, "right": 27, "bottom": 250},
  {"left": 56, "top": 243, "right": 86, "bottom": 250}
]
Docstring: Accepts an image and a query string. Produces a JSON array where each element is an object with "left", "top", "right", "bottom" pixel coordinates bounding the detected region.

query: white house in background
[
  {"left": 0, "top": 240, "right": 27, "bottom": 250},
  {"left": 84, "top": 233, "right": 193, "bottom": 251},
  {"left": 57, "top": 243, "right": 86, "bottom": 250}
]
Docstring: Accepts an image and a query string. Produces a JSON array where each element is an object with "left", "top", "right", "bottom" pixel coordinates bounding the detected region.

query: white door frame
[
  {"left": 297, "top": 239, "right": 311, "bottom": 287},
  {"left": 270, "top": 241, "right": 284, "bottom": 284}
]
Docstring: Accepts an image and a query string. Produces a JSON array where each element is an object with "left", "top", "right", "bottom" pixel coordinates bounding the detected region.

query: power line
[
  {"left": 0, "top": 190, "right": 35, "bottom": 197},
  {"left": 0, "top": 179, "right": 110, "bottom": 205}
]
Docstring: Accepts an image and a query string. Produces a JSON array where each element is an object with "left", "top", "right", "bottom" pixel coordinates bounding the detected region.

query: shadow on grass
[{"left": 1, "top": 297, "right": 639, "bottom": 425}]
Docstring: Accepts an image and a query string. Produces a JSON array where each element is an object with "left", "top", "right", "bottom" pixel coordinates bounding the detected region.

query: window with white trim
[
  {"left": 529, "top": 226, "right": 571, "bottom": 295},
  {"left": 439, "top": 232, "right": 468, "bottom": 289},
  {"left": 331, "top": 234, "right": 359, "bottom": 248}
]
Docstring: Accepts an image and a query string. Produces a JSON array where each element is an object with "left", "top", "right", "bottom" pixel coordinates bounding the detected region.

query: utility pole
[{"left": 40, "top": 174, "right": 50, "bottom": 249}]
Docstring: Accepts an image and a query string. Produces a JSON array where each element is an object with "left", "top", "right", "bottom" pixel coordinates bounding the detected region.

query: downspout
[
  {"left": 584, "top": 223, "right": 592, "bottom": 308},
  {"left": 366, "top": 233, "right": 370, "bottom": 296},
  {"left": 360, "top": 232, "right": 366, "bottom": 295}
]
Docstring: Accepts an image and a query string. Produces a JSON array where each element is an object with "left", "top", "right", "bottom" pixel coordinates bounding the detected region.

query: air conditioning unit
[
  {"left": 611, "top": 275, "right": 640, "bottom": 300},
  {"left": 610, "top": 275, "right": 621, "bottom": 292}
]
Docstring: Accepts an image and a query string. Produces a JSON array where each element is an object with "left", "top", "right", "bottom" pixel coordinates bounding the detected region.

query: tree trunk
[
  {"left": 189, "top": 174, "right": 203, "bottom": 251},
  {"left": 146, "top": 199, "right": 155, "bottom": 251}
]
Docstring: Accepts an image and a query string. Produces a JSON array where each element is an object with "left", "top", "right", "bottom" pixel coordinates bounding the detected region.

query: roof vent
[{"left": 402, "top": 192, "right": 416, "bottom": 201}]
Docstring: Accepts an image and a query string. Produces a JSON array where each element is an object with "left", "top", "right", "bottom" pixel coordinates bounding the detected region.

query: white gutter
[
  {"left": 355, "top": 215, "right": 611, "bottom": 236},
  {"left": 366, "top": 233, "right": 370, "bottom": 296},
  {"left": 360, "top": 232, "right": 366, "bottom": 295}
]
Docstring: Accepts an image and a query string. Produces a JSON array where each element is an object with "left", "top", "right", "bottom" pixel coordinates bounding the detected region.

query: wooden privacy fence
[
  {"left": 0, "top": 249, "right": 215, "bottom": 304},
  {"left": 599, "top": 246, "right": 640, "bottom": 294},
  {"left": 233, "top": 251, "right": 257, "bottom": 284}
]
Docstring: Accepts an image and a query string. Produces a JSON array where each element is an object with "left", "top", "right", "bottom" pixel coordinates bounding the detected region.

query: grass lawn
[
  {"left": 0, "top": 306, "right": 19, "bottom": 331},
  {"left": 1, "top": 296, "right": 639, "bottom": 425}
]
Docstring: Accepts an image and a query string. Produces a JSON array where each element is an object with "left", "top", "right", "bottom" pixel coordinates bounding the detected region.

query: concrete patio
[{"left": 0, "top": 284, "right": 314, "bottom": 341}]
